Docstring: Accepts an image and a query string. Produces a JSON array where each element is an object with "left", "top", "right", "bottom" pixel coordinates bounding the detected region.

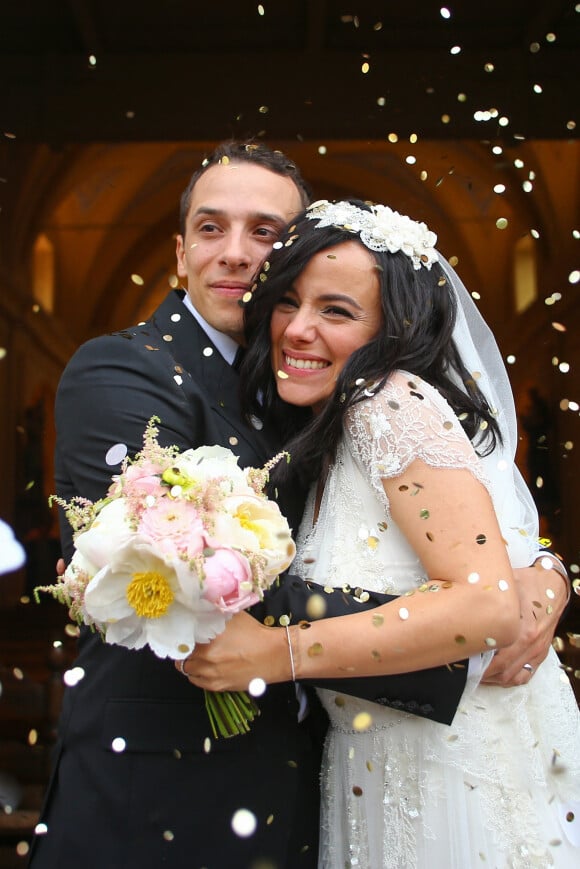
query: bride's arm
[
  {"left": 181, "top": 458, "right": 520, "bottom": 690},
  {"left": 289, "top": 457, "right": 520, "bottom": 680}
]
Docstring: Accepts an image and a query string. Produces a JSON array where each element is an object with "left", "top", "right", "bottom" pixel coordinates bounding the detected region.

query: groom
[{"left": 31, "top": 141, "right": 569, "bottom": 869}]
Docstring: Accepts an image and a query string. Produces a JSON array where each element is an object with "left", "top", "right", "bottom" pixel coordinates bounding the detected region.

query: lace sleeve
[{"left": 345, "top": 371, "right": 488, "bottom": 511}]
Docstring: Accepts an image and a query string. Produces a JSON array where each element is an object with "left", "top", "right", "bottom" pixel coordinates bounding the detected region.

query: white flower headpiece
[{"left": 305, "top": 200, "right": 438, "bottom": 270}]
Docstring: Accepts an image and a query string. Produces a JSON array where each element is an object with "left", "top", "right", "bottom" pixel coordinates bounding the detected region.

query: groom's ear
[{"left": 176, "top": 235, "right": 187, "bottom": 279}]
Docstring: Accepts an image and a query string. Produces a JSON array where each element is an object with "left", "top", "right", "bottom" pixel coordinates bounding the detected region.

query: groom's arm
[{"left": 251, "top": 574, "right": 468, "bottom": 725}]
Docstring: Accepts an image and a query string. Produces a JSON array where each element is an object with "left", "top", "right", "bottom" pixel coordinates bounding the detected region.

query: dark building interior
[{"left": 0, "top": 2, "right": 579, "bottom": 863}]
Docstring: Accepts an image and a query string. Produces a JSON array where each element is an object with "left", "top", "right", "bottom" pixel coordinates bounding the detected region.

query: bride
[{"left": 185, "top": 199, "right": 580, "bottom": 867}]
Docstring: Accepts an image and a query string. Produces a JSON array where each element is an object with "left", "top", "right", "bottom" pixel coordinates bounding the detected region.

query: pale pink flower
[{"left": 138, "top": 499, "right": 205, "bottom": 558}]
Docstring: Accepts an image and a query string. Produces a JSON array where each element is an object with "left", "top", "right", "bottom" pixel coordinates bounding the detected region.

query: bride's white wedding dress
[{"left": 293, "top": 371, "right": 580, "bottom": 868}]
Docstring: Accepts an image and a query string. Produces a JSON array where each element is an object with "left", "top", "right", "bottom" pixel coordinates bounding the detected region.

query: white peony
[
  {"left": 84, "top": 538, "right": 226, "bottom": 658},
  {"left": 211, "top": 494, "right": 296, "bottom": 579},
  {"left": 168, "top": 445, "right": 250, "bottom": 491},
  {"left": 75, "top": 498, "right": 135, "bottom": 569}
]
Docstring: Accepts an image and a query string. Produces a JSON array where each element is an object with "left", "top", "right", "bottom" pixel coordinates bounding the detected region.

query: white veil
[{"left": 439, "top": 256, "right": 540, "bottom": 568}]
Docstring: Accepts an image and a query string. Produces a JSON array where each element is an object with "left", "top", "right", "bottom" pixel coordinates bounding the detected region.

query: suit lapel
[{"left": 149, "top": 292, "right": 277, "bottom": 464}]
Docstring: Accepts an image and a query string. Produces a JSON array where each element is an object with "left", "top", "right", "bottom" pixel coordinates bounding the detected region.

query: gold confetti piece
[
  {"left": 352, "top": 785, "right": 363, "bottom": 796},
  {"left": 546, "top": 605, "right": 554, "bottom": 615},
  {"left": 475, "top": 534, "right": 487, "bottom": 545},
  {"left": 163, "top": 830, "right": 174, "bottom": 841},
  {"left": 366, "top": 760, "right": 374, "bottom": 771},
  {"left": 28, "top": 729, "right": 38, "bottom": 746},
  {"left": 13, "top": 667, "right": 24, "bottom": 680},
  {"left": 220, "top": 156, "right": 230, "bottom": 165},
  {"left": 566, "top": 811, "right": 575, "bottom": 823},
  {"left": 306, "top": 594, "right": 326, "bottom": 619},
  {"left": 367, "top": 536, "right": 379, "bottom": 549},
  {"left": 323, "top": 586, "right": 335, "bottom": 594},
  {"left": 455, "top": 635, "right": 466, "bottom": 644},
  {"left": 277, "top": 370, "right": 289, "bottom": 379},
  {"left": 353, "top": 712, "right": 373, "bottom": 732},
  {"left": 372, "top": 614, "right": 384, "bottom": 627},
  {"left": 279, "top": 614, "right": 290, "bottom": 627},
  {"left": 552, "top": 636, "right": 565, "bottom": 653},
  {"left": 242, "top": 291, "right": 252, "bottom": 303},
  {"left": 287, "top": 760, "right": 298, "bottom": 768},
  {"left": 419, "top": 509, "right": 430, "bottom": 520},
  {"left": 307, "top": 643, "right": 323, "bottom": 657},
  {"left": 546, "top": 587, "right": 555, "bottom": 599},
  {"left": 263, "top": 615, "right": 275, "bottom": 626},
  {"left": 334, "top": 695, "right": 345, "bottom": 707},
  {"left": 131, "top": 273, "right": 144, "bottom": 285},
  {"left": 371, "top": 649, "right": 382, "bottom": 661},
  {"left": 485, "top": 637, "right": 497, "bottom": 647},
  {"left": 267, "top": 814, "right": 274, "bottom": 825}
]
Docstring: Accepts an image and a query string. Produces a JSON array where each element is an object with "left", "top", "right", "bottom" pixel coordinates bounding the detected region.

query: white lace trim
[{"left": 344, "top": 370, "right": 487, "bottom": 518}]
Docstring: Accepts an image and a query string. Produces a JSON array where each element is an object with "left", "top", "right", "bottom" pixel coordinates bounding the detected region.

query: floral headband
[{"left": 305, "top": 200, "right": 438, "bottom": 270}]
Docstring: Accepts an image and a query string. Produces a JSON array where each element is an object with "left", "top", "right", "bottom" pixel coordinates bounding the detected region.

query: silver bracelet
[
  {"left": 534, "top": 550, "right": 571, "bottom": 603},
  {"left": 284, "top": 625, "right": 296, "bottom": 682}
]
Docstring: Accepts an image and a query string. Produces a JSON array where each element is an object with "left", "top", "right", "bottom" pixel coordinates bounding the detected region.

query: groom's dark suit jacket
[{"left": 30, "top": 291, "right": 467, "bottom": 869}]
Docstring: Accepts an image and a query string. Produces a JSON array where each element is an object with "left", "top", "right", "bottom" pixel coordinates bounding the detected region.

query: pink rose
[{"left": 202, "top": 548, "right": 258, "bottom": 613}]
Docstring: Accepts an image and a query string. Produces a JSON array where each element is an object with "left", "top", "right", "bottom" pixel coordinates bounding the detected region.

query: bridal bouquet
[{"left": 36, "top": 417, "right": 295, "bottom": 738}]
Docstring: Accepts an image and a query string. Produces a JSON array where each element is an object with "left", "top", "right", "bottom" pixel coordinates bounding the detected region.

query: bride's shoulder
[{"left": 348, "top": 369, "right": 455, "bottom": 421}]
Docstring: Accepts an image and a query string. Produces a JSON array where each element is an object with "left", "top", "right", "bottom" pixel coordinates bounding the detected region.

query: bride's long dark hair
[{"left": 241, "top": 200, "right": 501, "bottom": 487}]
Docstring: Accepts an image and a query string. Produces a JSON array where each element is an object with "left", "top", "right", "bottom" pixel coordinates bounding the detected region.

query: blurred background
[{"left": 0, "top": 1, "right": 578, "bottom": 862}]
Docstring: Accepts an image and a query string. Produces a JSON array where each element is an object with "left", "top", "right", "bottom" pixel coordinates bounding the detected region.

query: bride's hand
[
  {"left": 175, "top": 611, "right": 291, "bottom": 691},
  {"left": 481, "top": 562, "right": 568, "bottom": 686}
]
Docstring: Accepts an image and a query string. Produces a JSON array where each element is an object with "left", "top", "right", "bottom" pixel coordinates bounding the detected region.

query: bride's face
[{"left": 270, "top": 241, "right": 382, "bottom": 413}]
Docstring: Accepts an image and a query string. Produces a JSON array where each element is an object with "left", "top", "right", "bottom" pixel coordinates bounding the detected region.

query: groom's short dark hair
[{"left": 179, "top": 140, "right": 312, "bottom": 236}]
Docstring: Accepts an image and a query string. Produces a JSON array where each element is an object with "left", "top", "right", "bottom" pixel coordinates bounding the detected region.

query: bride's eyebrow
[{"left": 318, "top": 292, "right": 363, "bottom": 310}]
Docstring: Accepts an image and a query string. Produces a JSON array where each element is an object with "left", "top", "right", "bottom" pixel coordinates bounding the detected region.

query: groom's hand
[{"left": 482, "top": 562, "right": 568, "bottom": 686}]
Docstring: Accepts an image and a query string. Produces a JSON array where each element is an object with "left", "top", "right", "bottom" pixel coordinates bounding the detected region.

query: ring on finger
[
  {"left": 179, "top": 659, "right": 187, "bottom": 676},
  {"left": 522, "top": 663, "right": 534, "bottom": 675}
]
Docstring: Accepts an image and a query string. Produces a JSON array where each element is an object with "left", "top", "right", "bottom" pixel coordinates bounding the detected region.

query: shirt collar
[{"left": 181, "top": 293, "right": 239, "bottom": 367}]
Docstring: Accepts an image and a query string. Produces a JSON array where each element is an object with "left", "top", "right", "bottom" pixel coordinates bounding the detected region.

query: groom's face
[{"left": 176, "top": 162, "right": 303, "bottom": 342}]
